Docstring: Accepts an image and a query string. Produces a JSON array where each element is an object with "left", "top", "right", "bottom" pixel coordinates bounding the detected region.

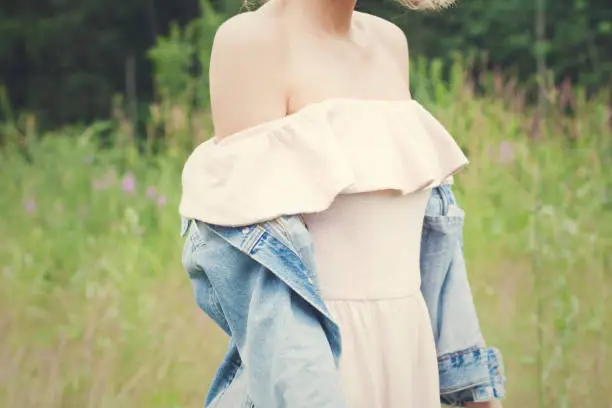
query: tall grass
[{"left": 0, "top": 61, "right": 610, "bottom": 408}]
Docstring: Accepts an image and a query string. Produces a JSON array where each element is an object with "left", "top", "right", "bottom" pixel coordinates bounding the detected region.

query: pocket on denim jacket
[
  {"left": 421, "top": 188, "right": 465, "bottom": 256},
  {"left": 425, "top": 186, "right": 465, "bottom": 218}
]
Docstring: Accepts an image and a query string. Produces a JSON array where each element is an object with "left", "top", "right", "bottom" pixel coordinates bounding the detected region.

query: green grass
[{"left": 1, "top": 82, "right": 610, "bottom": 408}]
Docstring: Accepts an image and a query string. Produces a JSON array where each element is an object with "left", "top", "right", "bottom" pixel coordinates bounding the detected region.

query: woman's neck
[{"left": 275, "top": 0, "right": 357, "bottom": 35}]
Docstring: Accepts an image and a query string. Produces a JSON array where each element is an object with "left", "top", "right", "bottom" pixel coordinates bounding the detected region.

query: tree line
[{"left": 1, "top": 0, "right": 610, "bottom": 129}]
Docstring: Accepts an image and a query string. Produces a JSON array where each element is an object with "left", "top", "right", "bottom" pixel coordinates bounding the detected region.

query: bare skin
[
  {"left": 209, "top": 0, "right": 502, "bottom": 406},
  {"left": 209, "top": 0, "right": 410, "bottom": 139}
]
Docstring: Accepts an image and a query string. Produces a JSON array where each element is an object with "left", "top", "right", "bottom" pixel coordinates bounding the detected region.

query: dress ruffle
[{"left": 179, "top": 99, "right": 468, "bottom": 226}]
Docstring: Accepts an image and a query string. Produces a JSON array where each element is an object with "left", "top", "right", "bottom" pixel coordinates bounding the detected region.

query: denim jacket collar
[{"left": 206, "top": 221, "right": 343, "bottom": 360}]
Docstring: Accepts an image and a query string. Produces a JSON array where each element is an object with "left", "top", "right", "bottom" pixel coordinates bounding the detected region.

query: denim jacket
[{"left": 180, "top": 185, "right": 505, "bottom": 407}]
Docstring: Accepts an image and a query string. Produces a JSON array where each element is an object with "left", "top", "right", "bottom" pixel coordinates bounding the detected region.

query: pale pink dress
[
  {"left": 179, "top": 99, "right": 468, "bottom": 407},
  {"left": 302, "top": 190, "right": 439, "bottom": 408}
]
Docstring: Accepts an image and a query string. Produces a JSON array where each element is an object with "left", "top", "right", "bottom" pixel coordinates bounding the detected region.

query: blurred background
[{"left": 0, "top": 0, "right": 610, "bottom": 407}]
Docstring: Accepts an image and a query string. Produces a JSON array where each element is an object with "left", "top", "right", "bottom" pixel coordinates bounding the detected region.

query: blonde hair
[
  {"left": 399, "top": 0, "right": 456, "bottom": 9},
  {"left": 243, "top": 0, "right": 455, "bottom": 11}
]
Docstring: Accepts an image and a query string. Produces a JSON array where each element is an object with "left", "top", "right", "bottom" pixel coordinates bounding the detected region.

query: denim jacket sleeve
[
  {"left": 421, "top": 186, "right": 506, "bottom": 406},
  {"left": 182, "top": 219, "right": 346, "bottom": 408}
]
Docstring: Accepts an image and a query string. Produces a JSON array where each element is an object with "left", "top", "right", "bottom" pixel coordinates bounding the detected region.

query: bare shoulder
[
  {"left": 210, "top": 10, "right": 284, "bottom": 79},
  {"left": 356, "top": 12, "right": 407, "bottom": 47},
  {"left": 355, "top": 12, "right": 409, "bottom": 70},
  {"left": 209, "top": 11, "right": 288, "bottom": 138},
  {"left": 212, "top": 9, "right": 282, "bottom": 54}
]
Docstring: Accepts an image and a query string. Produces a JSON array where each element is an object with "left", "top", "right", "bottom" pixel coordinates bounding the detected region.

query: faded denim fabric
[
  {"left": 180, "top": 186, "right": 505, "bottom": 408},
  {"left": 421, "top": 185, "right": 505, "bottom": 405},
  {"left": 181, "top": 216, "right": 345, "bottom": 408}
]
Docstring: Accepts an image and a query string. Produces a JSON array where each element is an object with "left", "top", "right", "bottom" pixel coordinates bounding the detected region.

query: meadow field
[{"left": 1, "top": 66, "right": 610, "bottom": 407}]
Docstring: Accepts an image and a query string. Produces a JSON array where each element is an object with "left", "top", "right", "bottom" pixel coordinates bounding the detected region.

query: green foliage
[
  {"left": 362, "top": 0, "right": 612, "bottom": 91},
  {"left": 144, "top": 0, "right": 223, "bottom": 152},
  {"left": 148, "top": 24, "right": 196, "bottom": 104},
  {"left": 148, "top": 0, "right": 224, "bottom": 110},
  {"left": 0, "top": 0, "right": 155, "bottom": 127}
]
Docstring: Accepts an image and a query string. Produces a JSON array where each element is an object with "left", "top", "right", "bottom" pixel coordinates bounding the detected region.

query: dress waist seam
[{"left": 321, "top": 288, "right": 421, "bottom": 302}]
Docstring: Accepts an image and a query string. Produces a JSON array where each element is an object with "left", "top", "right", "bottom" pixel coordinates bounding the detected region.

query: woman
[{"left": 179, "top": 0, "right": 505, "bottom": 407}]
